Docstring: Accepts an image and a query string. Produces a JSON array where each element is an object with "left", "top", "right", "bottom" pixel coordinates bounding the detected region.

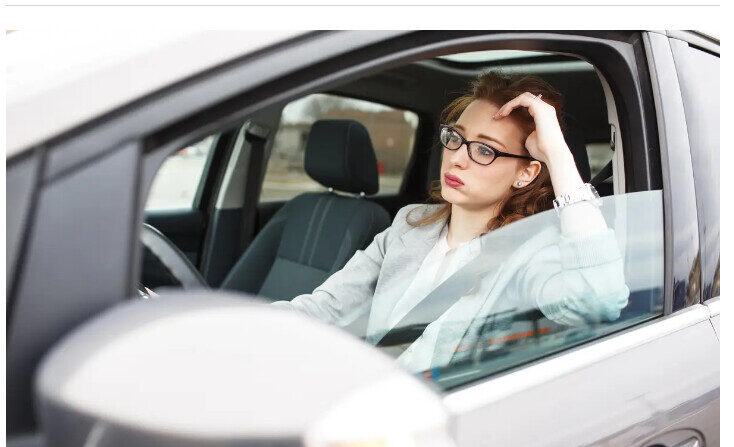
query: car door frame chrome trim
[{"left": 443, "top": 304, "right": 710, "bottom": 414}]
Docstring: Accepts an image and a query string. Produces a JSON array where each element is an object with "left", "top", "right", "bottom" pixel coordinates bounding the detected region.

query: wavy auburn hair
[{"left": 408, "top": 71, "right": 564, "bottom": 232}]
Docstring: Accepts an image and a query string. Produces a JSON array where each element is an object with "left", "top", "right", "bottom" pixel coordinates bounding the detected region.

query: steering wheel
[{"left": 140, "top": 223, "right": 208, "bottom": 292}]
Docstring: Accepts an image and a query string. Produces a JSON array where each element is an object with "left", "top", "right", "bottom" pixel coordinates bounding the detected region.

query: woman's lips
[{"left": 444, "top": 173, "right": 464, "bottom": 188}]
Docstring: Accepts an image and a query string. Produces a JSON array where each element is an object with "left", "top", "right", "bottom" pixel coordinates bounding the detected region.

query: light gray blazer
[{"left": 277, "top": 203, "right": 630, "bottom": 370}]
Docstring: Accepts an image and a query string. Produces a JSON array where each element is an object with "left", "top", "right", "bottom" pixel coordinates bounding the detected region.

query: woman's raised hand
[{"left": 493, "top": 92, "right": 570, "bottom": 167}]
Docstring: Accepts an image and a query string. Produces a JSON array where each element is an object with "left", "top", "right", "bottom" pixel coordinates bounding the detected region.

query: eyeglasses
[{"left": 439, "top": 125, "right": 534, "bottom": 166}]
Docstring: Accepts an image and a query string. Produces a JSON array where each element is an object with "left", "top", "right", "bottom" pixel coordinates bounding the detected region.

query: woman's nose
[{"left": 449, "top": 144, "right": 471, "bottom": 167}]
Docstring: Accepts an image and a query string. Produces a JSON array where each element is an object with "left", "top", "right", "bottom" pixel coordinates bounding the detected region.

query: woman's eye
[{"left": 478, "top": 146, "right": 494, "bottom": 155}]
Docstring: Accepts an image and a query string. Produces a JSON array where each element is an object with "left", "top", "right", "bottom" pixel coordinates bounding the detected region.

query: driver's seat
[{"left": 220, "top": 120, "right": 391, "bottom": 301}]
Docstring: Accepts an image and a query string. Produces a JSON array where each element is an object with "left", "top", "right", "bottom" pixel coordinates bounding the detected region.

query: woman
[{"left": 274, "top": 71, "right": 630, "bottom": 372}]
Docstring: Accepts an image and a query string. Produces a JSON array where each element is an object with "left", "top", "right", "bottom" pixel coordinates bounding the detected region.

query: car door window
[
  {"left": 145, "top": 135, "right": 218, "bottom": 210},
  {"left": 260, "top": 93, "right": 419, "bottom": 202},
  {"left": 369, "top": 191, "right": 665, "bottom": 389}
]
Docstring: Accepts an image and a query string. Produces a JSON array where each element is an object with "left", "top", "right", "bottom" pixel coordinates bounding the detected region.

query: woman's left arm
[
  {"left": 495, "top": 91, "right": 607, "bottom": 238},
  {"left": 496, "top": 93, "right": 629, "bottom": 325},
  {"left": 514, "top": 228, "right": 631, "bottom": 326}
]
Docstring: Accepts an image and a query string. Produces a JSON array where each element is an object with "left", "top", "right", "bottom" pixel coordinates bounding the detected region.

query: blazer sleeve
[
  {"left": 514, "top": 215, "right": 631, "bottom": 327},
  {"left": 271, "top": 205, "right": 417, "bottom": 325}
]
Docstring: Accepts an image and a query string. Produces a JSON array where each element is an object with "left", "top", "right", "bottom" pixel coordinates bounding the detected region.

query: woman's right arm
[{"left": 271, "top": 223, "right": 393, "bottom": 325}]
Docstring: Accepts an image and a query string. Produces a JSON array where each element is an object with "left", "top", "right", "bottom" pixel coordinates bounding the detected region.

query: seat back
[{"left": 221, "top": 120, "right": 390, "bottom": 300}]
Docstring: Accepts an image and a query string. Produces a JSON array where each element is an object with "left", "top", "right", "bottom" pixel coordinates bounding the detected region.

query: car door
[
  {"left": 429, "top": 32, "right": 719, "bottom": 447},
  {"left": 6, "top": 31, "right": 718, "bottom": 445}
]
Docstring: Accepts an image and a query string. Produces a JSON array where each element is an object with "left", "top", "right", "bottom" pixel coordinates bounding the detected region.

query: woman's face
[{"left": 440, "top": 99, "right": 532, "bottom": 210}]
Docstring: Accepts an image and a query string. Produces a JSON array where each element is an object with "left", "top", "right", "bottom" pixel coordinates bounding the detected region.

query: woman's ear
[{"left": 514, "top": 160, "right": 542, "bottom": 188}]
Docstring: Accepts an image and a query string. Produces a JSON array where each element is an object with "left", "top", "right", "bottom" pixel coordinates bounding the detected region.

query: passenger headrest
[{"left": 304, "top": 120, "right": 379, "bottom": 195}]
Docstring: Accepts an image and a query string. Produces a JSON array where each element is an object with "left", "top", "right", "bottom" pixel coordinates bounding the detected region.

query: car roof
[
  {"left": 7, "top": 30, "right": 717, "bottom": 160},
  {"left": 6, "top": 30, "right": 304, "bottom": 159}
]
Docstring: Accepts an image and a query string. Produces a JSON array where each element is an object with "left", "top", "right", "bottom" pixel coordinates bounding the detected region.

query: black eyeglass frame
[{"left": 439, "top": 125, "right": 535, "bottom": 166}]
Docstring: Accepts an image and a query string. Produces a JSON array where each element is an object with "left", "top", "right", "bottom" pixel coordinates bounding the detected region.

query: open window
[{"left": 139, "top": 41, "right": 663, "bottom": 390}]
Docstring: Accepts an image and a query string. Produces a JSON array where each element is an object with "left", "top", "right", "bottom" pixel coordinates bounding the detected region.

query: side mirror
[{"left": 35, "top": 292, "right": 455, "bottom": 446}]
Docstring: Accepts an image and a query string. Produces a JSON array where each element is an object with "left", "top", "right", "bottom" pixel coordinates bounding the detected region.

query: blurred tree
[{"left": 302, "top": 95, "right": 352, "bottom": 122}]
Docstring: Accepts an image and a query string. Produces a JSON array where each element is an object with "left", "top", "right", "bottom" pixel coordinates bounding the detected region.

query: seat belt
[
  {"left": 240, "top": 122, "right": 270, "bottom": 252},
  {"left": 590, "top": 159, "right": 614, "bottom": 188},
  {"left": 374, "top": 228, "right": 533, "bottom": 348}
]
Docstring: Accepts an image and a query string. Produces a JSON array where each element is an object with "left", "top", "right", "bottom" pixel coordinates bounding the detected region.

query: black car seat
[{"left": 221, "top": 119, "right": 391, "bottom": 301}]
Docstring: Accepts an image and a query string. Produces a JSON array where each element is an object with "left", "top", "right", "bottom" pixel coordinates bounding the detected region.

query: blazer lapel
[{"left": 365, "top": 215, "right": 447, "bottom": 344}]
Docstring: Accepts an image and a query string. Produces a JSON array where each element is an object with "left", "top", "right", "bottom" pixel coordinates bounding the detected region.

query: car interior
[{"left": 141, "top": 49, "right": 622, "bottom": 307}]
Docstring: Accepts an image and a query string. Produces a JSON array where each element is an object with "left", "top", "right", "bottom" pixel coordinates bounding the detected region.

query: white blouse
[
  {"left": 386, "top": 222, "right": 481, "bottom": 330},
  {"left": 384, "top": 222, "right": 483, "bottom": 370}
]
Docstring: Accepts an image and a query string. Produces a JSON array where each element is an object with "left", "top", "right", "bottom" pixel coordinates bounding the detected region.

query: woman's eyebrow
[{"left": 454, "top": 124, "right": 507, "bottom": 150}]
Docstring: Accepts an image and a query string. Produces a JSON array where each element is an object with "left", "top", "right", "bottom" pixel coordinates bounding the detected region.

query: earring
[{"left": 516, "top": 181, "right": 522, "bottom": 186}]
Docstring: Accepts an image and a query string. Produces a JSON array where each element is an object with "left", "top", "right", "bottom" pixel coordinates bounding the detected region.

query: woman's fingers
[
  {"left": 494, "top": 92, "right": 531, "bottom": 118},
  {"left": 493, "top": 92, "right": 535, "bottom": 117},
  {"left": 494, "top": 91, "right": 549, "bottom": 119}
]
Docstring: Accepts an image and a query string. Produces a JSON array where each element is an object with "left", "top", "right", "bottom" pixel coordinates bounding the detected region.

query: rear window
[{"left": 260, "top": 93, "right": 419, "bottom": 202}]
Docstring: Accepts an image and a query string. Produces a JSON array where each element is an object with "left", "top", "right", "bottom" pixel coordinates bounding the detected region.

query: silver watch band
[{"left": 552, "top": 183, "right": 602, "bottom": 213}]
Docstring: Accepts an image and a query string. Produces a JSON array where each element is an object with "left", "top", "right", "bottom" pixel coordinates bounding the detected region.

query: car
[{"left": 6, "top": 30, "right": 720, "bottom": 447}]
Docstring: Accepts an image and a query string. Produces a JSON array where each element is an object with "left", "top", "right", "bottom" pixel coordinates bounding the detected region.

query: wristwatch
[{"left": 552, "top": 183, "right": 602, "bottom": 214}]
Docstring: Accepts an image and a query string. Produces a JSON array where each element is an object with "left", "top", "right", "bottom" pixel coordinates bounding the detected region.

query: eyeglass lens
[{"left": 440, "top": 127, "right": 496, "bottom": 165}]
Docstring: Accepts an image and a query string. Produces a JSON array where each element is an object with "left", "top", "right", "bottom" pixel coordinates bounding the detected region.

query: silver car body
[{"left": 6, "top": 30, "right": 719, "bottom": 447}]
